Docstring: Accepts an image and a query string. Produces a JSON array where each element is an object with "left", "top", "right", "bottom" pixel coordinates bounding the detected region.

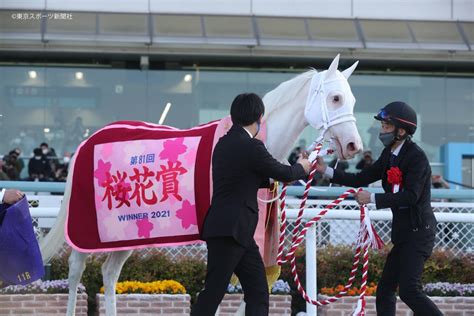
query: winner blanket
[
  {"left": 66, "top": 120, "right": 219, "bottom": 252},
  {"left": 65, "top": 117, "right": 280, "bottom": 281}
]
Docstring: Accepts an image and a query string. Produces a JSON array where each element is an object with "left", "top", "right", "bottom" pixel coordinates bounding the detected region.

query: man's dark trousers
[
  {"left": 191, "top": 237, "right": 269, "bottom": 316},
  {"left": 376, "top": 230, "right": 443, "bottom": 316}
]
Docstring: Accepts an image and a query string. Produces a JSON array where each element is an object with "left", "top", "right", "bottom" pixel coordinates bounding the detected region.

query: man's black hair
[{"left": 230, "top": 93, "right": 265, "bottom": 126}]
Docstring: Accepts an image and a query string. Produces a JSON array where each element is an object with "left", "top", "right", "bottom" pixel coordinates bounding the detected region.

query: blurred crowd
[
  {"left": 1, "top": 142, "right": 71, "bottom": 182},
  {"left": 0, "top": 140, "right": 452, "bottom": 188}
]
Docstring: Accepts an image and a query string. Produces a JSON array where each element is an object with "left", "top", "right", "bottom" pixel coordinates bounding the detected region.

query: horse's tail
[{"left": 39, "top": 155, "right": 76, "bottom": 264}]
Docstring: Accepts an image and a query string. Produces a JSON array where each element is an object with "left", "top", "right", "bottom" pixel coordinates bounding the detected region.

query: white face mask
[
  {"left": 42, "top": 149, "right": 48, "bottom": 155},
  {"left": 63, "top": 156, "right": 70, "bottom": 164}
]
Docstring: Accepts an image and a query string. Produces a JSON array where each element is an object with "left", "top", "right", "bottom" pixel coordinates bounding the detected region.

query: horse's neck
[{"left": 265, "top": 102, "right": 308, "bottom": 162}]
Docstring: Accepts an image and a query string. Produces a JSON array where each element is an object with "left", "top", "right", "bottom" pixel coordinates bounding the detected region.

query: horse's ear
[
  {"left": 342, "top": 61, "right": 359, "bottom": 79},
  {"left": 325, "top": 54, "right": 340, "bottom": 80}
]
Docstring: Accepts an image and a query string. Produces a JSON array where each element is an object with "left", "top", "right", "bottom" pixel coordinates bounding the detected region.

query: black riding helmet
[{"left": 374, "top": 101, "right": 417, "bottom": 135}]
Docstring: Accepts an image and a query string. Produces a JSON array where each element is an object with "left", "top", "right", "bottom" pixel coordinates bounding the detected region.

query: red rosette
[{"left": 387, "top": 166, "right": 402, "bottom": 185}]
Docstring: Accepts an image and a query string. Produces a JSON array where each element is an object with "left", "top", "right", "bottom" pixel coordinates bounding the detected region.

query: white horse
[{"left": 39, "top": 54, "right": 362, "bottom": 316}]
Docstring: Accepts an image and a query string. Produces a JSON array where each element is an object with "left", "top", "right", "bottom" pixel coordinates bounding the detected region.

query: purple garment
[{"left": 0, "top": 197, "right": 44, "bottom": 287}]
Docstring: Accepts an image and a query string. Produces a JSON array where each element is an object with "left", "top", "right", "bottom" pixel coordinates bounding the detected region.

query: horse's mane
[{"left": 263, "top": 69, "right": 317, "bottom": 117}]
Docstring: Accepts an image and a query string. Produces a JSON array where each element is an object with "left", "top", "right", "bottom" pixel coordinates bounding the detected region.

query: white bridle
[{"left": 304, "top": 71, "right": 357, "bottom": 152}]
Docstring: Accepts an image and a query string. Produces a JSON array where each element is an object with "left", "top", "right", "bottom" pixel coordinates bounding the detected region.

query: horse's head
[{"left": 305, "top": 54, "right": 363, "bottom": 160}]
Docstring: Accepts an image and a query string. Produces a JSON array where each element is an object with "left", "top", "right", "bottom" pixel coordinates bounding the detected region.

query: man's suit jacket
[
  {"left": 201, "top": 125, "right": 306, "bottom": 247},
  {"left": 332, "top": 139, "right": 437, "bottom": 244}
]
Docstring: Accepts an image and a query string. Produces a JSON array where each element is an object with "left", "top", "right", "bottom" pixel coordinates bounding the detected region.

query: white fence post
[{"left": 306, "top": 224, "right": 317, "bottom": 316}]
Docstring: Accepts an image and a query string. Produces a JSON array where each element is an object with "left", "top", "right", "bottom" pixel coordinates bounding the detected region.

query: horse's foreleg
[
  {"left": 66, "top": 250, "right": 89, "bottom": 316},
  {"left": 102, "top": 250, "right": 133, "bottom": 316}
]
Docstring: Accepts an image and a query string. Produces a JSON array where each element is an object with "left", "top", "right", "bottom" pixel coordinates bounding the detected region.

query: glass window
[
  {"left": 462, "top": 22, "right": 474, "bottom": 45},
  {"left": 307, "top": 19, "right": 358, "bottom": 42},
  {"left": 0, "top": 10, "right": 42, "bottom": 34},
  {"left": 204, "top": 16, "right": 254, "bottom": 38},
  {"left": 257, "top": 17, "right": 308, "bottom": 40},
  {"left": 409, "top": 21, "right": 463, "bottom": 44},
  {"left": 154, "top": 15, "right": 202, "bottom": 37},
  {"left": 445, "top": 77, "right": 474, "bottom": 144},
  {"left": 100, "top": 14, "right": 148, "bottom": 35},
  {"left": 47, "top": 13, "right": 97, "bottom": 34},
  {"left": 361, "top": 20, "right": 413, "bottom": 43},
  {"left": 0, "top": 67, "right": 148, "bottom": 158},
  {"left": 1, "top": 65, "right": 473, "bottom": 181}
]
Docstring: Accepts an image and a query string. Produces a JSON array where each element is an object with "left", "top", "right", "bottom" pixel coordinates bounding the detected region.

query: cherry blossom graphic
[
  {"left": 136, "top": 218, "right": 154, "bottom": 238},
  {"left": 102, "top": 210, "right": 128, "bottom": 241},
  {"left": 176, "top": 200, "right": 197, "bottom": 230},
  {"left": 122, "top": 141, "right": 146, "bottom": 165},
  {"left": 159, "top": 138, "right": 187, "bottom": 162},
  {"left": 100, "top": 143, "right": 114, "bottom": 160},
  {"left": 94, "top": 159, "right": 112, "bottom": 187},
  {"left": 183, "top": 148, "right": 197, "bottom": 166}
]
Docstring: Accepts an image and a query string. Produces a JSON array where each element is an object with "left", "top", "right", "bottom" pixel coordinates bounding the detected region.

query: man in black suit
[
  {"left": 191, "top": 93, "right": 311, "bottom": 316},
  {"left": 316, "top": 101, "right": 442, "bottom": 316}
]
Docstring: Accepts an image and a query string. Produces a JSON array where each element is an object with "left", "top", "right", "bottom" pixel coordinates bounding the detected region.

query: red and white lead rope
[{"left": 275, "top": 143, "right": 384, "bottom": 315}]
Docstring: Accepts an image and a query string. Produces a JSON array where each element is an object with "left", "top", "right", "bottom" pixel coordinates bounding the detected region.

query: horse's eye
[{"left": 326, "top": 92, "right": 344, "bottom": 110}]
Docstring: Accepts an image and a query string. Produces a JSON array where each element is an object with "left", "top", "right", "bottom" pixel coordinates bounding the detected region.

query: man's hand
[
  {"left": 315, "top": 156, "right": 327, "bottom": 173},
  {"left": 3, "top": 189, "right": 24, "bottom": 204},
  {"left": 296, "top": 153, "right": 311, "bottom": 175},
  {"left": 354, "top": 190, "right": 371, "bottom": 205}
]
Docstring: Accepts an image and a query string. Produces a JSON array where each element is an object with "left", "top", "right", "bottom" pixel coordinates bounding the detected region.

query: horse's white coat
[{"left": 39, "top": 56, "right": 362, "bottom": 316}]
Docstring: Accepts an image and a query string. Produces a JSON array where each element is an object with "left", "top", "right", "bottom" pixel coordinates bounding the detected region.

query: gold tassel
[
  {"left": 230, "top": 273, "right": 239, "bottom": 286},
  {"left": 229, "top": 266, "right": 281, "bottom": 293},
  {"left": 265, "top": 265, "right": 281, "bottom": 292}
]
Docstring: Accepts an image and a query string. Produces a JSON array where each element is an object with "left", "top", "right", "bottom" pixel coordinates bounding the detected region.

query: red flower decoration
[{"left": 387, "top": 167, "right": 402, "bottom": 185}]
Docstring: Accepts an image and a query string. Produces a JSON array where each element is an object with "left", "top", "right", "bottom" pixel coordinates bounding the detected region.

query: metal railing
[
  {"left": 282, "top": 201, "right": 473, "bottom": 315},
  {"left": 4, "top": 180, "right": 473, "bottom": 315},
  {"left": 2, "top": 181, "right": 472, "bottom": 199},
  {"left": 28, "top": 196, "right": 473, "bottom": 261}
]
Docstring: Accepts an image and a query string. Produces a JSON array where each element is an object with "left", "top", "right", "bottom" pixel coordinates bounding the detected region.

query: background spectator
[
  {"left": 288, "top": 146, "right": 304, "bottom": 166},
  {"left": 54, "top": 153, "right": 72, "bottom": 182},
  {"left": 0, "top": 160, "right": 9, "bottom": 180},
  {"left": 432, "top": 174, "right": 450, "bottom": 189},
  {"left": 2, "top": 151, "right": 20, "bottom": 180},
  {"left": 28, "top": 148, "right": 52, "bottom": 181},
  {"left": 356, "top": 150, "right": 374, "bottom": 171}
]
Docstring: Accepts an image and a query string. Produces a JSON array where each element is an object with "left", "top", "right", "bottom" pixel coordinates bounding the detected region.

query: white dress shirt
[{"left": 243, "top": 127, "right": 254, "bottom": 138}]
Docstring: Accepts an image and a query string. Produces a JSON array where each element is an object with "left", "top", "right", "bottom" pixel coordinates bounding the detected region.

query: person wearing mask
[
  {"left": 40, "top": 143, "right": 50, "bottom": 157},
  {"left": 28, "top": 148, "right": 52, "bottom": 181},
  {"left": 315, "top": 101, "right": 442, "bottom": 316},
  {"left": 191, "top": 93, "right": 311, "bottom": 316},
  {"left": 40, "top": 143, "right": 59, "bottom": 174}
]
